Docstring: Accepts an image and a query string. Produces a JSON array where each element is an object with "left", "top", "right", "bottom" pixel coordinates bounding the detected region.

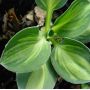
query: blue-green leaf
[
  {"left": 51, "top": 37, "right": 90, "bottom": 84},
  {"left": 16, "top": 61, "right": 57, "bottom": 89},
  {"left": 0, "top": 27, "right": 51, "bottom": 73},
  {"left": 35, "top": 0, "right": 67, "bottom": 11},
  {"left": 52, "top": 0, "right": 90, "bottom": 43}
]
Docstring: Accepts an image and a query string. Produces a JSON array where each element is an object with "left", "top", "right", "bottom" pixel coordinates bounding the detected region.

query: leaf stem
[
  {"left": 48, "top": 37, "right": 58, "bottom": 46},
  {"left": 45, "top": 8, "right": 53, "bottom": 35}
]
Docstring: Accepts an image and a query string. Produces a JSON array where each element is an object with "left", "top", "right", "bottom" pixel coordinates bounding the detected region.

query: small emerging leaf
[
  {"left": 81, "top": 83, "right": 90, "bottom": 89},
  {"left": 16, "top": 61, "right": 57, "bottom": 89},
  {"left": 0, "top": 27, "right": 51, "bottom": 73},
  {"left": 51, "top": 37, "right": 90, "bottom": 84},
  {"left": 35, "top": 0, "right": 67, "bottom": 11},
  {"left": 52, "top": 0, "right": 90, "bottom": 43}
]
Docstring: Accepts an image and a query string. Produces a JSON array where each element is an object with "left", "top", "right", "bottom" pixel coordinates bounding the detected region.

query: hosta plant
[{"left": 1, "top": 0, "right": 90, "bottom": 89}]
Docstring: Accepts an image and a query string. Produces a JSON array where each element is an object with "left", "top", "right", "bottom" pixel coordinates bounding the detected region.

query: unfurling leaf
[
  {"left": 16, "top": 61, "right": 57, "bottom": 89},
  {"left": 52, "top": 0, "right": 90, "bottom": 43},
  {"left": 0, "top": 27, "right": 51, "bottom": 73},
  {"left": 51, "top": 37, "right": 90, "bottom": 84},
  {"left": 35, "top": 0, "right": 67, "bottom": 11}
]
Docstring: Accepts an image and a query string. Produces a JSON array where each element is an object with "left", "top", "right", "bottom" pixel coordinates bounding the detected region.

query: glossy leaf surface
[
  {"left": 16, "top": 61, "right": 57, "bottom": 89},
  {"left": 35, "top": 0, "right": 67, "bottom": 11},
  {"left": 52, "top": 0, "right": 90, "bottom": 43},
  {"left": 0, "top": 27, "right": 51, "bottom": 73},
  {"left": 51, "top": 37, "right": 90, "bottom": 84}
]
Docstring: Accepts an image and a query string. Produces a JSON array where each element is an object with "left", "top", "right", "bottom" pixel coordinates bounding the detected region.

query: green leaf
[
  {"left": 52, "top": 0, "right": 90, "bottom": 43},
  {"left": 0, "top": 27, "right": 51, "bottom": 73},
  {"left": 16, "top": 61, "right": 57, "bottom": 89},
  {"left": 51, "top": 37, "right": 90, "bottom": 84},
  {"left": 81, "top": 83, "right": 90, "bottom": 89},
  {"left": 35, "top": 0, "right": 67, "bottom": 11}
]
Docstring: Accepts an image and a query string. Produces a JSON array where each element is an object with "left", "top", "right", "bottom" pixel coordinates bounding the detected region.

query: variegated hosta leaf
[
  {"left": 51, "top": 37, "right": 90, "bottom": 84},
  {"left": 35, "top": 0, "right": 67, "bottom": 11},
  {"left": 52, "top": 0, "right": 90, "bottom": 43},
  {"left": 16, "top": 61, "right": 57, "bottom": 89},
  {"left": 81, "top": 83, "right": 90, "bottom": 89},
  {"left": 74, "top": 29, "right": 90, "bottom": 43},
  {"left": 0, "top": 27, "right": 51, "bottom": 73}
]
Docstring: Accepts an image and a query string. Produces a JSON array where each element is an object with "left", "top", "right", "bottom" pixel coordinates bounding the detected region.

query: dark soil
[{"left": 0, "top": 0, "right": 85, "bottom": 89}]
